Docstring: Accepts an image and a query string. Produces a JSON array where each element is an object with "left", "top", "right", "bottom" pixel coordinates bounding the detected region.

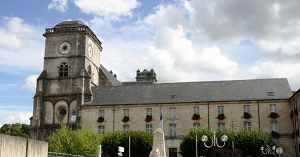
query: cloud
[
  {"left": 22, "top": 75, "right": 38, "bottom": 92},
  {"left": 0, "top": 17, "right": 44, "bottom": 70},
  {"left": 48, "top": 0, "right": 68, "bottom": 13},
  {"left": 247, "top": 61, "right": 300, "bottom": 90},
  {"left": 0, "top": 17, "right": 34, "bottom": 50},
  {"left": 0, "top": 106, "right": 32, "bottom": 127},
  {"left": 185, "top": 0, "right": 300, "bottom": 59},
  {"left": 74, "top": 0, "right": 140, "bottom": 22}
]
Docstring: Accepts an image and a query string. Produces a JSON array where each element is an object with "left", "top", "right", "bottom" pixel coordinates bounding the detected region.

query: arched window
[{"left": 59, "top": 62, "right": 69, "bottom": 77}]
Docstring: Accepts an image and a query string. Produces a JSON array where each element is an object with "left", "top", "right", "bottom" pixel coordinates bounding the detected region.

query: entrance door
[{"left": 169, "top": 148, "right": 177, "bottom": 157}]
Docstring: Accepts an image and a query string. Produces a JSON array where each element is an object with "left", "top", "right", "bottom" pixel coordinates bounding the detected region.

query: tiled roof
[{"left": 86, "top": 78, "right": 292, "bottom": 106}]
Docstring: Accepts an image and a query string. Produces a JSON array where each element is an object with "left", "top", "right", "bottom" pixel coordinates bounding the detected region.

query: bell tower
[{"left": 30, "top": 21, "right": 102, "bottom": 140}]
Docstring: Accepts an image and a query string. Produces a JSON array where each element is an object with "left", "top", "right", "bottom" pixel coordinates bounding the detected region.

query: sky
[{"left": 1, "top": 0, "right": 300, "bottom": 127}]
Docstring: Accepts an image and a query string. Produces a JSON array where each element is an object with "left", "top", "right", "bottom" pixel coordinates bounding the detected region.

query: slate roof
[
  {"left": 100, "top": 64, "right": 122, "bottom": 86},
  {"left": 55, "top": 20, "right": 86, "bottom": 27},
  {"left": 85, "top": 78, "right": 292, "bottom": 106}
]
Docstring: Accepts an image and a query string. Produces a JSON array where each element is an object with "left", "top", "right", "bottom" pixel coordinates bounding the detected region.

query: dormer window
[
  {"left": 59, "top": 62, "right": 69, "bottom": 77},
  {"left": 267, "top": 92, "right": 274, "bottom": 96},
  {"left": 170, "top": 95, "right": 176, "bottom": 99}
]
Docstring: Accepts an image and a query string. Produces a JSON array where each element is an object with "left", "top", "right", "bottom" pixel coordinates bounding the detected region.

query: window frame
[
  {"left": 59, "top": 62, "right": 69, "bottom": 77},
  {"left": 243, "top": 105, "right": 250, "bottom": 114},
  {"left": 169, "top": 107, "right": 176, "bottom": 119},
  {"left": 98, "top": 126, "right": 105, "bottom": 134},
  {"left": 146, "top": 108, "right": 152, "bottom": 116},
  {"left": 218, "top": 123, "right": 225, "bottom": 131},
  {"left": 193, "top": 106, "right": 199, "bottom": 114},
  {"left": 169, "top": 124, "right": 176, "bottom": 137},
  {"left": 99, "top": 110, "right": 105, "bottom": 118},
  {"left": 123, "top": 125, "right": 130, "bottom": 132},
  {"left": 146, "top": 124, "right": 153, "bottom": 133},
  {"left": 244, "top": 122, "right": 251, "bottom": 130},
  {"left": 124, "top": 109, "right": 129, "bottom": 117},
  {"left": 270, "top": 121, "right": 278, "bottom": 132},
  {"left": 217, "top": 106, "right": 224, "bottom": 115},
  {"left": 270, "top": 104, "right": 277, "bottom": 113}
]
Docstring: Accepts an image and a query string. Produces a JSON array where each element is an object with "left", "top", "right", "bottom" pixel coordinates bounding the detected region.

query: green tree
[
  {"left": 0, "top": 123, "right": 30, "bottom": 138},
  {"left": 179, "top": 128, "right": 275, "bottom": 157},
  {"left": 101, "top": 130, "right": 153, "bottom": 157},
  {"left": 48, "top": 124, "right": 102, "bottom": 157}
]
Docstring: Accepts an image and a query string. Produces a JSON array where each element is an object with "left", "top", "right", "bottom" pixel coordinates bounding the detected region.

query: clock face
[
  {"left": 59, "top": 42, "right": 71, "bottom": 54},
  {"left": 88, "top": 45, "right": 93, "bottom": 57}
]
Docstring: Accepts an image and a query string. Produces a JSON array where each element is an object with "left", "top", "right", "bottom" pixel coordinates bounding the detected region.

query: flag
[{"left": 159, "top": 109, "right": 163, "bottom": 130}]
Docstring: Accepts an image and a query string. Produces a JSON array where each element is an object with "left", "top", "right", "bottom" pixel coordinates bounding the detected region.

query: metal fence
[{"left": 48, "top": 152, "right": 86, "bottom": 157}]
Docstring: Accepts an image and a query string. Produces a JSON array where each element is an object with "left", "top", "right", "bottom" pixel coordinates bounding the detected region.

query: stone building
[{"left": 31, "top": 21, "right": 297, "bottom": 157}]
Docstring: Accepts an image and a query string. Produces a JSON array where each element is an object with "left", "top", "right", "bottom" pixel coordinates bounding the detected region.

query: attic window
[
  {"left": 267, "top": 92, "right": 274, "bottom": 96},
  {"left": 170, "top": 95, "right": 176, "bottom": 99}
]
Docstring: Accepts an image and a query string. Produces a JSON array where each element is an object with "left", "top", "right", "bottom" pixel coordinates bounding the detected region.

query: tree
[
  {"left": 179, "top": 128, "right": 275, "bottom": 157},
  {"left": 0, "top": 123, "right": 30, "bottom": 138},
  {"left": 48, "top": 124, "right": 102, "bottom": 157},
  {"left": 101, "top": 130, "right": 153, "bottom": 157}
]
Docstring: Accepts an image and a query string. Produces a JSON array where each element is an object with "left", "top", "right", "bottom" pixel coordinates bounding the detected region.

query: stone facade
[{"left": 31, "top": 21, "right": 297, "bottom": 157}]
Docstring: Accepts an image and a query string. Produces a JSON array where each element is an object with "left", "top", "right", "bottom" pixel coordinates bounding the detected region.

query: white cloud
[
  {"left": 185, "top": 0, "right": 300, "bottom": 58},
  {"left": 0, "top": 106, "right": 32, "bottom": 127},
  {"left": 22, "top": 75, "right": 38, "bottom": 92},
  {"left": 48, "top": 0, "right": 68, "bottom": 13},
  {"left": 247, "top": 62, "right": 300, "bottom": 90},
  {"left": 0, "top": 17, "right": 44, "bottom": 69},
  {"left": 74, "top": 0, "right": 140, "bottom": 21},
  {"left": 0, "top": 17, "right": 34, "bottom": 50}
]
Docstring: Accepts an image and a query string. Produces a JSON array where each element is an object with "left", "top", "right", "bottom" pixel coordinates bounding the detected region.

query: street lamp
[
  {"left": 201, "top": 132, "right": 228, "bottom": 148},
  {"left": 261, "top": 145, "right": 283, "bottom": 156}
]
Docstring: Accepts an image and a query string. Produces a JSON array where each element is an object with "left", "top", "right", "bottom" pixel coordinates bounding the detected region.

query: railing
[
  {"left": 44, "top": 26, "right": 102, "bottom": 48},
  {"left": 48, "top": 152, "right": 86, "bottom": 157}
]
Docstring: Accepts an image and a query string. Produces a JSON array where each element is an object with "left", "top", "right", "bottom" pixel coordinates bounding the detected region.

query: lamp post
[
  {"left": 261, "top": 145, "right": 283, "bottom": 157},
  {"left": 201, "top": 132, "right": 228, "bottom": 148}
]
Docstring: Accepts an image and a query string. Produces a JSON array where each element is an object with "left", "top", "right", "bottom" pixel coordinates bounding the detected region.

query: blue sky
[{"left": 1, "top": 0, "right": 300, "bottom": 127}]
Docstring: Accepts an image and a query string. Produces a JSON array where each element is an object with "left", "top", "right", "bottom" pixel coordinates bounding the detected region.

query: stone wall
[{"left": 0, "top": 134, "right": 48, "bottom": 157}]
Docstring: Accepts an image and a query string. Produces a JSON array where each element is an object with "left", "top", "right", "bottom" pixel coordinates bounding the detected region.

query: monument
[{"left": 149, "top": 128, "right": 167, "bottom": 157}]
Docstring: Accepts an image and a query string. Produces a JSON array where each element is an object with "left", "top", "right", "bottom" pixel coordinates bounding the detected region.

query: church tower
[{"left": 30, "top": 21, "right": 102, "bottom": 140}]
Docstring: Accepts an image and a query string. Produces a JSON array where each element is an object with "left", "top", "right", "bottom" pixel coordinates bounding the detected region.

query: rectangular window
[
  {"left": 146, "top": 124, "right": 153, "bottom": 133},
  {"left": 193, "top": 123, "right": 200, "bottom": 128},
  {"left": 98, "top": 126, "right": 105, "bottom": 134},
  {"left": 193, "top": 107, "right": 199, "bottom": 114},
  {"left": 244, "top": 122, "right": 251, "bottom": 130},
  {"left": 218, "top": 123, "right": 225, "bottom": 131},
  {"left": 217, "top": 106, "right": 224, "bottom": 115},
  {"left": 270, "top": 121, "right": 278, "bottom": 132},
  {"left": 123, "top": 125, "right": 130, "bottom": 132},
  {"left": 169, "top": 107, "right": 176, "bottom": 119},
  {"left": 146, "top": 108, "right": 152, "bottom": 116},
  {"left": 99, "top": 110, "right": 105, "bottom": 117},
  {"left": 169, "top": 124, "right": 176, "bottom": 137},
  {"left": 170, "top": 95, "right": 176, "bottom": 99},
  {"left": 124, "top": 109, "right": 129, "bottom": 117},
  {"left": 270, "top": 104, "right": 276, "bottom": 113},
  {"left": 243, "top": 105, "right": 250, "bottom": 113}
]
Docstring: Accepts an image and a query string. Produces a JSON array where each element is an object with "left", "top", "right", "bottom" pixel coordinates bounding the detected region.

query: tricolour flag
[{"left": 159, "top": 109, "right": 163, "bottom": 130}]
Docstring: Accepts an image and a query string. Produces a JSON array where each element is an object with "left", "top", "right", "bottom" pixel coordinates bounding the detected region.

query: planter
[
  {"left": 192, "top": 114, "right": 200, "bottom": 120},
  {"left": 243, "top": 112, "right": 252, "bottom": 119},
  {"left": 145, "top": 115, "right": 152, "bottom": 122},
  {"left": 269, "top": 112, "right": 278, "bottom": 119},
  {"left": 271, "top": 131, "right": 280, "bottom": 138},
  {"left": 97, "top": 117, "right": 104, "bottom": 123},
  {"left": 217, "top": 114, "right": 225, "bottom": 120},
  {"left": 123, "top": 116, "right": 129, "bottom": 122}
]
